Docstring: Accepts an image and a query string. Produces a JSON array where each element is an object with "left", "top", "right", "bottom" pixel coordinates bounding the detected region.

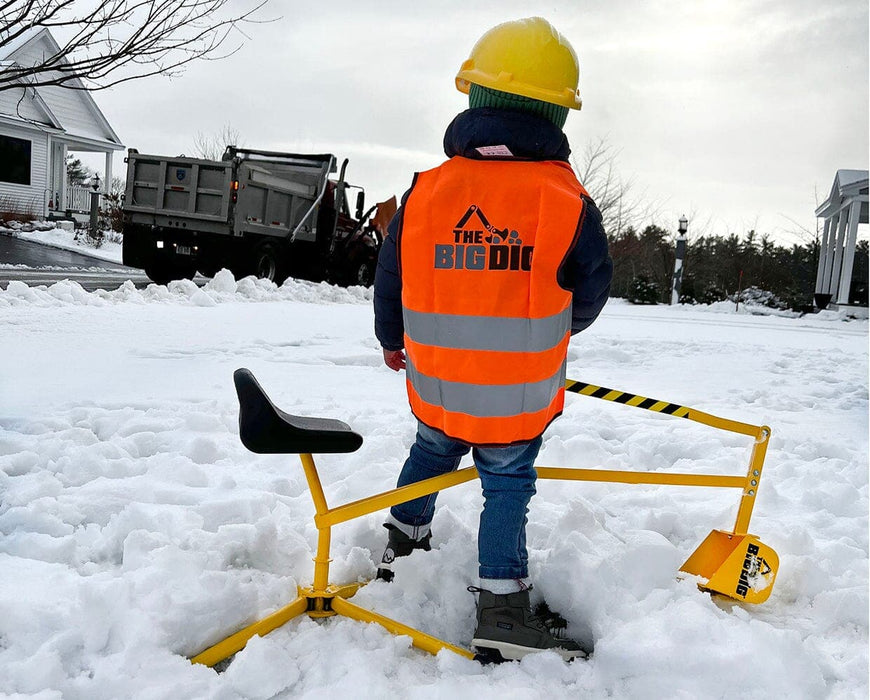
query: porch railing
[{"left": 65, "top": 185, "right": 93, "bottom": 212}]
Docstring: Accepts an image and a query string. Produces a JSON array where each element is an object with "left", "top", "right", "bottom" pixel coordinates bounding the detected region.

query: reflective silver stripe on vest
[
  {"left": 406, "top": 358, "right": 567, "bottom": 418},
  {"left": 403, "top": 308, "right": 571, "bottom": 352}
]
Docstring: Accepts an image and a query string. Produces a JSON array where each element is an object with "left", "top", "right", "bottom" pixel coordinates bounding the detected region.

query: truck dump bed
[{"left": 123, "top": 149, "right": 336, "bottom": 242}]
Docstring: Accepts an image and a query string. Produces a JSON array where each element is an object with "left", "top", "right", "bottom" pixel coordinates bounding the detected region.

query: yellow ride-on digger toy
[{"left": 190, "top": 368, "right": 778, "bottom": 667}]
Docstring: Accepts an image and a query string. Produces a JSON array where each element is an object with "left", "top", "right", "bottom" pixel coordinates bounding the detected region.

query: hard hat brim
[{"left": 455, "top": 69, "right": 582, "bottom": 110}]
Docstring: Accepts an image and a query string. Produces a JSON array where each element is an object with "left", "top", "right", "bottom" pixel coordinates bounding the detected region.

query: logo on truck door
[
  {"left": 434, "top": 205, "right": 533, "bottom": 272},
  {"left": 175, "top": 168, "right": 187, "bottom": 182}
]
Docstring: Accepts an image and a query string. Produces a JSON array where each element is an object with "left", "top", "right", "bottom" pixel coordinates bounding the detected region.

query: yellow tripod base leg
[
  {"left": 331, "top": 596, "right": 475, "bottom": 660},
  {"left": 191, "top": 596, "right": 309, "bottom": 667},
  {"left": 190, "top": 582, "right": 364, "bottom": 667},
  {"left": 680, "top": 530, "right": 779, "bottom": 604}
]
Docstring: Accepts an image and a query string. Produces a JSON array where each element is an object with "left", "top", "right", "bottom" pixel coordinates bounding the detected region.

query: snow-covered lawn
[{"left": 1, "top": 273, "right": 867, "bottom": 699}]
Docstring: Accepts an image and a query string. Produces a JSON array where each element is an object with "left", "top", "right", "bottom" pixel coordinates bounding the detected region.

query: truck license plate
[{"left": 177, "top": 245, "right": 192, "bottom": 256}]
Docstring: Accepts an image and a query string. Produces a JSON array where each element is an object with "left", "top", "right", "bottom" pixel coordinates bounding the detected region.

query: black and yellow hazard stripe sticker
[{"left": 564, "top": 380, "right": 691, "bottom": 419}]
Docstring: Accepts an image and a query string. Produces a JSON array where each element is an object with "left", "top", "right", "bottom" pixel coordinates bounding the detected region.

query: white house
[
  {"left": 0, "top": 27, "right": 124, "bottom": 219},
  {"left": 814, "top": 169, "right": 869, "bottom": 315}
]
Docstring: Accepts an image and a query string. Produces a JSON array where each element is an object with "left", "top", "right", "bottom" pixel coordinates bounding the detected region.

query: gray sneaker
[
  {"left": 469, "top": 586, "right": 589, "bottom": 662},
  {"left": 375, "top": 523, "right": 431, "bottom": 582}
]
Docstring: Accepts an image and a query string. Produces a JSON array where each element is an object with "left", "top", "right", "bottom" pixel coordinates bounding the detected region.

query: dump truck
[{"left": 121, "top": 146, "right": 395, "bottom": 286}]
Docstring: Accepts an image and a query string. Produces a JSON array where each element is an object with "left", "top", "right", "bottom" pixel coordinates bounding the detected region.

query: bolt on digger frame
[{"left": 190, "top": 369, "right": 777, "bottom": 668}]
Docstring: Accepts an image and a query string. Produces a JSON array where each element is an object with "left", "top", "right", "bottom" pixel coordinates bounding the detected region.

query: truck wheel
[
  {"left": 351, "top": 259, "right": 375, "bottom": 287},
  {"left": 252, "top": 242, "right": 284, "bottom": 283}
]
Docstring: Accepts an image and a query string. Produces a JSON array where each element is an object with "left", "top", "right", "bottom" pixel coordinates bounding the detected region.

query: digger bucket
[{"left": 680, "top": 530, "right": 779, "bottom": 604}]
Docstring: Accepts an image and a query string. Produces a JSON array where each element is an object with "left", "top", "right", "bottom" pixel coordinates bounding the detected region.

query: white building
[
  {"left": 0, "top": 28, "right": 124, "bottom": 218},
  {"left": 814, "top": 169, "right": 869, "bottom": 316}
]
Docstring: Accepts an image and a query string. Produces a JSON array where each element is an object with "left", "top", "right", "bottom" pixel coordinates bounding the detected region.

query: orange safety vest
[{"left": 398, "top": 156, "right": 588, "bottom": 445}]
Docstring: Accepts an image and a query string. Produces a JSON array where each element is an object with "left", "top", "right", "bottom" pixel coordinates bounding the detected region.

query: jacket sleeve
[
  {"left": 373, "top": 209, "right": 405, "bottom": 350},
  {"left": 559, "top": 197, "right": 613, "bottom": 334}
]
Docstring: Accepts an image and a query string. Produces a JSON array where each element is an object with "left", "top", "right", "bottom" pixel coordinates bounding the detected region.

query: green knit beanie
[{"left": 469, "top": 83, "right": 569, "bottom": 129}]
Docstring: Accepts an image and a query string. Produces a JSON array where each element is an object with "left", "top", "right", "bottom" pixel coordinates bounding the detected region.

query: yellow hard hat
[{"left": 456, "top": 17, "right": 582, "bottom": 110}]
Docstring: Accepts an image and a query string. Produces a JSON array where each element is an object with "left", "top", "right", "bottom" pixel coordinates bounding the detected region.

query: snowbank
[{"left": 0, "top": 269, "right": 372, "bottom": 309}]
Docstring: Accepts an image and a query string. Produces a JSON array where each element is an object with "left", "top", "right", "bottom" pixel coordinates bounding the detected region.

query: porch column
[
  {"left": 814, "top": 216, "right": 834, "bottom": 294},
  {"left": 835, "top": 199, "right": 862, "bottom": 305},
  {"left": 826, "top": 209, "right": 849, "bottom": 298},
  {"left": 104, "top": 151, "right": 113, "bottom": 194},
  {"left": 44, "top": 136, "right": 52, "bottom": 218},
  {"left": 820, "top": 210, "right": 840, "bottom": 295},
  {"left": 59, "top": 143, "right": 68, "bottom": 211}
]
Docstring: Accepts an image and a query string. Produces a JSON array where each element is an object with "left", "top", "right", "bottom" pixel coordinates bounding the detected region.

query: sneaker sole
[{"left": 471, "top": 638, "right": 586, "bottom": 662}]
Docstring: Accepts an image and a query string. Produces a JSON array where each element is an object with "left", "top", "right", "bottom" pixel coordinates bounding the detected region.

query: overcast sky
[{"left": 92, "top": 0, "right": 868, "bottom": 245}]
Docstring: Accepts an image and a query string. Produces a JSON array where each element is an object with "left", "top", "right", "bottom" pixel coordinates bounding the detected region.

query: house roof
[
  {"left": 0, "top": 26, "right": 45, "bottom": 61},
  {"left": 0, "top": 27, "right": 123, "bottom": 150},
  {"left": 815, "top": 169, "right": 870, "bottom": 221}
]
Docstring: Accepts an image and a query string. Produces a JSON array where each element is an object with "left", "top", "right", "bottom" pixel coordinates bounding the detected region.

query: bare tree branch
[
  {"left": 0, "top": 0, "right": 274, "bottom": 93},
  {"left": 572, "top": 136, "right": 660, "bottom": 237},
  {"left": 680, "top": 207, "right": 715, "bottom": 242},
  {"left": 193, "top": 122, "right": 242, "bottom": 160},
  {"left": 778, "top": 184, "right": 823, "bottom": 246}
]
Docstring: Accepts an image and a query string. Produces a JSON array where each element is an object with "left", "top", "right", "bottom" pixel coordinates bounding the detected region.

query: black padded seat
[{"left": 233, "top": 368, "right": 363, "bottom": 454}]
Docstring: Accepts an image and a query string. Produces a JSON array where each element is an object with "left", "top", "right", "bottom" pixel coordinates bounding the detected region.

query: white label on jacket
[{"left": 475, "top": 145, "right": 513, "bottom": 157}]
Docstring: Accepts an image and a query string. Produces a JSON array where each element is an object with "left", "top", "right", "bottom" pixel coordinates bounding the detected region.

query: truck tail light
[{"left": 231, "top": 180, "right": 239, "bottom": 203}]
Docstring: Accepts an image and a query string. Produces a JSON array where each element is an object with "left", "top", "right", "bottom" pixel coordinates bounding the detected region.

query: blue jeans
[{"left": 390, "top": 422, "right": 541, "bottom": 580}]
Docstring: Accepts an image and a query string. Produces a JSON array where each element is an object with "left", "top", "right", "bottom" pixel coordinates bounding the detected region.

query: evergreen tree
[
  {"left": 65, "top": 156, "right": 92, "bottom": 186},
  {"left": 608, "top": 228, "right": 867, "bottom": 310}
]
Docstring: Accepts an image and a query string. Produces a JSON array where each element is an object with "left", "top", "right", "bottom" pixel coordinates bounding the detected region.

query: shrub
[
  {"left": 677, "top": 273, "right": 697, "bottom": 304},
  {"left": 0, "top": 195, "right": 37, "bottom": 224},
  {"left": 101, "top": 190, "right": 124, "bottom": 233},
  {"left": 779, "top": 285, "right": 815, "bottom": 312},
  {"left": 700, "top": 285, "right": 727, "bottom": 305},
  {"left": 628, "top": 275, "right": 660, "bottom": 304},
  {"left": 730, "top": 286, "right": 786, "bottom": 309}
]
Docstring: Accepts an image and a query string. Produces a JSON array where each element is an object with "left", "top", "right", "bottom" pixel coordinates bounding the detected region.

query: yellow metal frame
[
  {"left": 562, "top": 380, "right": 771, "bottom": 536},
  {"left": 191, "top": 380, "right": 773, "bottom": 667}
]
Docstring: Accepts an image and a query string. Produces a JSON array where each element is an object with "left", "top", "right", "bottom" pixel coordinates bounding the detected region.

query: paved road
[
  {"left": 0, "top": 234, "right": 204, "bottom": 291},
  {"left": 0, "top": 233, "right": 130, "bottom": 270}
]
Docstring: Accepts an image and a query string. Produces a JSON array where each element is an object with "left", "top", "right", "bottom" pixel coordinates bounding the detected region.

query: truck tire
[
  {"left": 350, "top": 258, "right": 375, "bottom": 287},
  {"left": 252, "top": 242, "right": 285, "bottom": 284}
]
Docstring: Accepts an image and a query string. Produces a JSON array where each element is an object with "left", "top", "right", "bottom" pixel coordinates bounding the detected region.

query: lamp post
[
  {"left": 89, "top": 173, "right": 102, "bottom": 240},
  {"left": 670, "top": 214, "right": 688, "bottom": 305}
]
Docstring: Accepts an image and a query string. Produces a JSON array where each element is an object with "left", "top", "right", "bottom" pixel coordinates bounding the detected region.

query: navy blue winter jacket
[{"left": 374, "top": 108, "right": 613, "bottom": 351}]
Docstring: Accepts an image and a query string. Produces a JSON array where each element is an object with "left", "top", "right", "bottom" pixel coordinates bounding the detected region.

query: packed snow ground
[{"left": 0, "top": 271, "right": 867, "bottom": 699}]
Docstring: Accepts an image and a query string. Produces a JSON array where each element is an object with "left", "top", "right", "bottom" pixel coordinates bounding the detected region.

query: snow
[{"left": 0, "top": 270, "right": 867, "bottom": 699}]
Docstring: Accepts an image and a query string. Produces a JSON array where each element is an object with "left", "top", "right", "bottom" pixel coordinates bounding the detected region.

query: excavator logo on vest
[{"left": 434, "top": 205, "right": 533, "bottom": 271}]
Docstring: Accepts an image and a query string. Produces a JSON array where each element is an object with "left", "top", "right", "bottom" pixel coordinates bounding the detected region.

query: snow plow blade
[{"left": 680, "top": 530, "right": 778, "bottom": 604}]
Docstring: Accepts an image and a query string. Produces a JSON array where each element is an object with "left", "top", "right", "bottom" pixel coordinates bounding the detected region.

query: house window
[{"left": 0, "top": 134, "right": 32, "bottom": 185}]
